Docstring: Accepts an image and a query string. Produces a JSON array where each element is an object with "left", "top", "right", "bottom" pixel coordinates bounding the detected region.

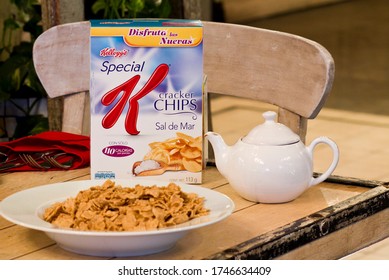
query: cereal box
[{"left": 90, "top": 19, "right": 204, "bottom": 184}]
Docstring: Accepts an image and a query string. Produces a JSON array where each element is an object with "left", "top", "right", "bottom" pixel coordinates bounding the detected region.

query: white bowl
[{"left": 0, "top": 179, "right": 234, "bottom": 257}]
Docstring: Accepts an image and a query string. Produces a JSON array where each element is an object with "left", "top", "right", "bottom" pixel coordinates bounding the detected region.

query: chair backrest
[{"left": 33, "top": 21, "right": 334, "bottom": 141}]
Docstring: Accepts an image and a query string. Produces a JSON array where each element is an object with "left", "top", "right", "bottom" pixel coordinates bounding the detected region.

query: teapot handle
[{"left": 307, "top": 136, "right": 339, "bottom": 187}]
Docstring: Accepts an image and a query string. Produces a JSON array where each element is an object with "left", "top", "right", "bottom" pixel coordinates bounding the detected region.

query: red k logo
[{"left": 101, "top": 64, "right": 169, "bottom": 135}]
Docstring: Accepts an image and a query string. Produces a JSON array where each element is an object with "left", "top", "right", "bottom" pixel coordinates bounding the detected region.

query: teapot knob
[
  {"left": 263, "top": 111, "right": 277, "bottom": 123},
  {"left": 244, "top": 110, "right": 300, "bottom": 145}
]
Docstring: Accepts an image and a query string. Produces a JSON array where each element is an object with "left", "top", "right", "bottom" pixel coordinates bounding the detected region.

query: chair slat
[{"left": 33, "top": 21, "right": 334, "bottom": 138}]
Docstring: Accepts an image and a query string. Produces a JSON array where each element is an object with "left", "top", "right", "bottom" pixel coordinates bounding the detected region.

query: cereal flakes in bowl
[
  {"left": 0, "top": 179, "right": 234, "bottom": 257},
  {"left": 42, "top": 180, "right": 210, "bottom": 232}
]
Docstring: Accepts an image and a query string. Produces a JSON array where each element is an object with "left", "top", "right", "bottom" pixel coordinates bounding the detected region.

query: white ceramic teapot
[{"left": 205, "top": 111, "right": 339, "bottom": 203}]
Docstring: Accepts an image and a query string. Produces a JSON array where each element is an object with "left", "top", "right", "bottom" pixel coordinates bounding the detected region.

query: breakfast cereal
[{"left": 43, "top": 180, "right": 209, "bottom": 231}]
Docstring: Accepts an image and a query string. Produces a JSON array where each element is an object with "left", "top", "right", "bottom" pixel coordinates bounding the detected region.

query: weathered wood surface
[
  {"left": 276, "top": 208, "right": 389, "bottom": 260},
  {"left": 207, "top": 181, "right": 389, "bottom": 260},
  {"left": 1, "top": 167, "right": 387, "bottom": 260},
  {"left": 40, "top": 0, "right": 85, "bottom": 132}
]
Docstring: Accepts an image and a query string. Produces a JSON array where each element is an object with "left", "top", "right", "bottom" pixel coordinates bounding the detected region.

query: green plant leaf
[
  {"left": 138, "top": 0, "right": 171, "bottom": 18},
  {"left": 25, "top": 60, "right": 45, "bottom": 96},
  {"left": 91, "top": 0, "right": 108, "bottom": 15},
  {"left": 3, "top": 18, "right": 21, "bottom": 31},
  {"left": 126, "top": 0, "right": 146, "bottom": 18},
  {"left": 0, "top": 49, "right": 31, "bottom": 93},
  {"left": 89, "top": 0, "right": 171, "bottom": 19}
]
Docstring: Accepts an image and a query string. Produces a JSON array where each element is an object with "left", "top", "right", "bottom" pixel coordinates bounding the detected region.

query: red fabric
[{"left": 0, "top": 131, "right": 90, "bottom": 171}]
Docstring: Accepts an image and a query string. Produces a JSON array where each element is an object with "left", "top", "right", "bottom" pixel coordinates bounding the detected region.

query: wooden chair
[{"left": 33, "top": 21, "right": 334, "bottom": 142}]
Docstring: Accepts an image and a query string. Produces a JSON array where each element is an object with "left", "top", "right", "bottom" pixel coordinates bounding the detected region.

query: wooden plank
[
  {"left": 278, "top": 108, "right": 308, "bottom": 143},
  {"left": 34, "top": 20, "right": 333, "bottom": 138},
  {"left": 40, "top": 0, "right": 85, "bottom": 131},
  {"left": 182, "top": 0, "right": 212, "bottom": 20},
  {"left": 206, "top": 183, "right": 389, "bottom": 259},
  {"left": 0, "top": 168, "right": 90, "bottom": 199},
  {"left": 203, "top": 21, "right": 334, "bottom": 120},
  {"left": 0, "top": 226, "right": 54, "bottom": 260},
  {"left": 276, "top": 208, "right": 389, "bottom": 259},
  {"left": 62, "top": 92, "right": 90, "bottom": 135},
  {"left": 33, "top": 22, "right": 90, "bottom": 99}
]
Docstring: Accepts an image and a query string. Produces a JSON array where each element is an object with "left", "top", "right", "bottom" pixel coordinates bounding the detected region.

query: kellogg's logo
[
  {"left": 102, "top": 145, "right": 134, "bottom": 157},
  {"left": 100, "top": 47, "right": 128, "bottom": 58}
]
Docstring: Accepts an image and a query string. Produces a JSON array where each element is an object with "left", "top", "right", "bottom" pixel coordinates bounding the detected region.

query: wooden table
[{"left": 1, "top": 165, "right": 388, "bottom": 260}]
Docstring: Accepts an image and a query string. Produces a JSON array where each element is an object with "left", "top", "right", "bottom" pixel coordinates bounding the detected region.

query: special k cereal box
[{"left": 90, "top": 19, "right": 204, "bottom": 184}]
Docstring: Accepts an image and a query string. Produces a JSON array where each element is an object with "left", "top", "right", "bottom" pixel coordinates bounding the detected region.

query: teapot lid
[{"left": 242, "top": 111, "right": 300, "bottom": 145}]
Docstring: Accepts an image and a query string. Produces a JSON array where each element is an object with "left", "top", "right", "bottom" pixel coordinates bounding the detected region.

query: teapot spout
[{"left": 205, "top": 131, "right": 230, "bottom": 176}]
